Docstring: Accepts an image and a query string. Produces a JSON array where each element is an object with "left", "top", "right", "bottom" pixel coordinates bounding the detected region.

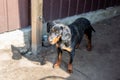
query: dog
[{"left": 47, "top": 17, "right": 95, "bottom": 73}]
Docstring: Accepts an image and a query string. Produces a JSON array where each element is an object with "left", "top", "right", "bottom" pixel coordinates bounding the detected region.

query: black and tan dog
[{"left": 47, "top": 18, "right": 95, "bottom": 73}]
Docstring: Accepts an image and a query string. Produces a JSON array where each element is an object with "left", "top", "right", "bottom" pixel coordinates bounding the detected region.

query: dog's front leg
[
  {"left": 68, "top": 49, "right": 75, "bottom": 73},
  {"left": 54, "top": 47, "right": 62, "bottom": 68}
]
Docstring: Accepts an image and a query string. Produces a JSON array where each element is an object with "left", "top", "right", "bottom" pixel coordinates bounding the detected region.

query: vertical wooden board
[
  {"left": 7, "top": 0, "right": 29, "bottom": 31},
  {"left": 18, "top": 0, "right": 29, "bottom": 28},
  {"left": 77, "top": 0, "right": 85, "bottom": 14},
  {"left": 51, "top": 0, "right": 60, "bottom": 20},
  {"left": 91, "top": 0, "right": 99, "bottom": 11},
  {"left": 98, "top": 0, "right": 106, "bottom": 9},
  {"left": 104, "top": 0, "right": 111, "bottom": 8},
  {"left": 61, "top": 0, "right": 69, "bottom": 18},
  {"left": 7, "top": 0, "right": 20, "bottom": 31},
  {"left": 0, "top": 0, "right": 8, "bottom": 33},
  {"left": 104, "top": 0, "right": 117, "bottom": 8},
  {"left": 43, "top": 0, "right": 120, "bottom": 22},
  {"left": 69, "top": 0, "right": 77, "bottom": 16},
  {"left": 28, "top": 0, "right": 31, "bottom": 25},
  {"left": 43, "top": 0, "right": 51, "bottom": 21},
  {"left": 109, "top": 0, "right": 116, "bottom": 6},
  {"left": 84, "top": 0, "right": 92, "bottom": 13},
  {"left": 116, "top": 0, "right": 120, "bottom": 6}
]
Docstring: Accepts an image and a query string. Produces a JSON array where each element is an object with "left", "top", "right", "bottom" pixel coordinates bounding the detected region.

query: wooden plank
[
  {"left": 31, "top": 0, "right": 43, "bottom": 55},
  {"left": 104, "top": 0, "right": 111, "bottom": 8},
  {"left": 98, "top": 0, "right": 106, "bottom": 9},
  {"left": 61, "top": 0, "right": 69, "bottom": 18},
  {"left": 51, "top": 0, "right": 60, "bottom": 20},
  {"left": 116, "top": 0, "right": 120, "bottom": 6},
  {"left": 7, "top": 0, "right": 30, "bottom": 31},
  {"left": 18, "top": 0, "right": 29, "bottom": 28},
  {"left": 91, "top": 0, "right": 99, "bottom": 11},
  {"left": 28, "top": 0, "right": 31, "bottom": 25},
  {"left": 84, "top": 0, "right": 92, "bottom": 13},
  {"left": 0, "top": 0, "right": 8, "bottom": 33},
  {"left": 109, "top": 0, "right": 116, "bottom": 6},
  {"left": 77, "top": 0, "right": 85, "bottom": 14},
  {"left": 7, "top": 0, "right": 20, "bottom": 31},
  {"left": 43, "top": 0, "right": 51, "bottom": 21},
  {"left": 43, "top": 0, "right": 119, "bottom": 22},
  {"left": 69, "top": 0, "right": 77, "bottom": 16}
]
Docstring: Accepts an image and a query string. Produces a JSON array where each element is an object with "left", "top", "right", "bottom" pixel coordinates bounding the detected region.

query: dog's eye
[
  {"left": 56, "top": 31, "right": 59, "bottom": 33},
  {"left": 51, "top": 29, "right": 55, "bottom": 32},
  {"left": 54, "top": 31, "right": 59, "bottom": 35}
]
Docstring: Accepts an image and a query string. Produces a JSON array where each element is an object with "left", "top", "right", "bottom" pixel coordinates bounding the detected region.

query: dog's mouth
[{"left": 48, "top": 36, "right": 61, "bottom": 45}]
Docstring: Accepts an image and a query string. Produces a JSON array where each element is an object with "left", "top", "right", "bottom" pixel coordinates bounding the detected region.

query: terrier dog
[{"left": 47, "top": 18, "right": 95, "bottom": 73}]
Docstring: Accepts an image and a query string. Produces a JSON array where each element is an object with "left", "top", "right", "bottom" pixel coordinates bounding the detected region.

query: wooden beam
[{"left": 31, "top": 0, "right": 43, "bottom": 55}]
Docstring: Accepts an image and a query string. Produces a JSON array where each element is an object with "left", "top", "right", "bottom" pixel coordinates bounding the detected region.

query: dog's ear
[
  {"left": 61, "top": 27, "right": 71, "bottom": 41},
  {"left": 47, "top": 21, "right": 56, "bottom": 33}
]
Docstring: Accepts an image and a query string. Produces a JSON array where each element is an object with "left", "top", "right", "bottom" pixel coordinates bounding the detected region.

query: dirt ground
[{"left": 0, "top": 15, "right": 120, "bottom": 80}]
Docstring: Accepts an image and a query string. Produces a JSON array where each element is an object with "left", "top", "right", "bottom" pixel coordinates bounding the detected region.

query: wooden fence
[
  {"left": 43, "top": 0, "right": 120, "bottom": 21},
  {"left": 0, "top": 0, "right": 30, "bottom": 33},
  {"left": 0, "top": 0, "right": 120, "bottom": 33}
]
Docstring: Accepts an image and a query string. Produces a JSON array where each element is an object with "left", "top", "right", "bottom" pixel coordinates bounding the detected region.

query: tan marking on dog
[
  {"left": 54, "top": 51, "right": 62, "bottom": 68},
  {"left": 84, "top": 34, "right": 92, "bottom": 51},
  {"left": 68, "top": 63, "right": 73, "bottom": 73},
  {"left": 50, "top": 36, "right": 61, "bottom": 44},
  {"left": 62, "top": 45, "right": 72, "bottom": 52},
  {"left": 56, "top": 43, "right": 59, "bottom": 48}
]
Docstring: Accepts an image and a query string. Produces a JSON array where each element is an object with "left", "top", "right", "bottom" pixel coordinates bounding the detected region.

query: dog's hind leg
[
  {"left": 85, "top": 29, "right": 92, "bottom": 51},
  {"left": 75, "top": 42, "right": 80, "bottom": 49},
  {"left": 67, "top": 48, "right": 75, "bottom": 73}
]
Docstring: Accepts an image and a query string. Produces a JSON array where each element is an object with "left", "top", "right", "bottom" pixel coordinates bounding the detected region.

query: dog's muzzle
[{"left": 48, "top": 35, "right": 61, "bottom": 45}]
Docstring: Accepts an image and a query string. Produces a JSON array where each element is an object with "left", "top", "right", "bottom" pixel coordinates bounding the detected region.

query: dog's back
[
  {"left": 68, "top": 18, "right": 95, "bottom": 50},
  {"left": 69, "top": 18, "right": 95, "bottom": 33}
]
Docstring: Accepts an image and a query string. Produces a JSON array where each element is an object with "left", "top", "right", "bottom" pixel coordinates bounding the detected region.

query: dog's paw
[
  {"left": 53, "top": 64, "right": 60, "bottom": 69},
  {"left": 86, "top": 45, "right": 92, "bottom": 51},
  {"left": 87, "top": 47, "right": 92, "bottom": 51},
  {"left": 67, "top": 69, "right": 73, "bottom": 74},
  {"left": 67, "top": 64, "right": 73, "bottom": 73}
]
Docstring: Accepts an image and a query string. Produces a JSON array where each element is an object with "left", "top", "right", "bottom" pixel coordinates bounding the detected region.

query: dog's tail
[{"left": 90, "top": 25, "right": 95, "bottom": 32}]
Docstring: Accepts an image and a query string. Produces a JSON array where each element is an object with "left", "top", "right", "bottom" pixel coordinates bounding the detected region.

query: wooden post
[{"left": 31, "top": 0, "right": 43, "bottom": 55}]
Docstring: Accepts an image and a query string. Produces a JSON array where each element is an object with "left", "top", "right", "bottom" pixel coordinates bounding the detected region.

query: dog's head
[{"left": 47, "top": 21, "right": 71, "bottom": 45}]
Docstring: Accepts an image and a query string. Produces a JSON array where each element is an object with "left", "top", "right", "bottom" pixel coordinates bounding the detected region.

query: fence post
[{"left": 31, "top": 0, "right": 43, "bottom": 55}]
